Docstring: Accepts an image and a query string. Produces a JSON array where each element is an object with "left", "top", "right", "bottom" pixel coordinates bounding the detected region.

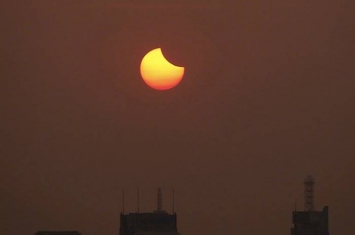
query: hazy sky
[{"left": 1, "top": 1, "right": 354, "bottom": 235}]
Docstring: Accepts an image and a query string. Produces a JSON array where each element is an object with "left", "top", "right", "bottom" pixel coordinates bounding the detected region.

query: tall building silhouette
[
  {"left": 291, "top": 175, "right": 329, "bottom": 235},
  {"left": 120, "top": 188, "right": 179, "bottom": 235}
]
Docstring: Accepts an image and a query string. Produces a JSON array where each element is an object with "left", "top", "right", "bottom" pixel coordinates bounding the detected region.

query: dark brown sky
[{"left": 1, "top": 1, "right": 354, "bottom": 235}]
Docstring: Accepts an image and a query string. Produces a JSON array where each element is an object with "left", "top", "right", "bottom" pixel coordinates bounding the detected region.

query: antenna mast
[
  {"left": 172, "top": 189, "right": 175, "bottom": 214},
  {"left": 122, "top": 189, "right": 125, "bottom": 214},
  {"left": 294, "top": 199, "right": 297, "bottom": 211},
  {"left": 304, "top": 175, "right": 315, "bottom": 211},
  {"left": 157, "top": 187, "right": 163, "bottom": 212},
  {"left": 137, "top": 189, "right": 140, "bottom": 213}
]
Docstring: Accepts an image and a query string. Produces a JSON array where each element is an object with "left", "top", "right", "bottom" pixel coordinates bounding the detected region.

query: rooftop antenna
[
  {"left": 137, "top": 189, "right": 140, "bottom": 213},
  {"left": 157, "top": 187, "right": 162, "bottom": 212},
  {"left": 122, "top": 189, "right": 125, "bottom": 214},
  {"left": 294, "top": 199, "right": 297, "bottom": 211},
  {"left": 172, "top": 189, "right": 175, "bottom": 214},
  {"left": 304, "top": 175, "right": 315, "bottom": 211}
]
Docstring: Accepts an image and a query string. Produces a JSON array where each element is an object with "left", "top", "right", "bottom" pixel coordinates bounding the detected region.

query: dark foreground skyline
[{"left": 1, "top": 1, "right": 354, "bottom": 235}]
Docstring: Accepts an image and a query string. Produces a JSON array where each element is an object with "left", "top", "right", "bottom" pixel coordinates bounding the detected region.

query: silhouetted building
[
  {"left": 291, "top": 176, "right": 330, "bottom": 235},
  {"left": 35, "top": 231, "right": 81, "bottom": 235},
  {"left": 291, "top": 206, "right": 329, "bottom": 235},
  {"left": 120, "top": 188, "right": 179, "bottom": 235}
]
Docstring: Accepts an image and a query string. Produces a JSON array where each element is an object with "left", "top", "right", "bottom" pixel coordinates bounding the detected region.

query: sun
[{"left": 140, "top": 48, "right": 185, "bottom": 90}]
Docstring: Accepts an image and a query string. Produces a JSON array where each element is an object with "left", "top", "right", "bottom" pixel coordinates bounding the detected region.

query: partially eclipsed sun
[{"left": 140, "top": 48, "right": 185, "bottom": 90}]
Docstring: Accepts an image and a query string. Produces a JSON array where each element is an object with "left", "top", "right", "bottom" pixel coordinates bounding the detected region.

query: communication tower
[{"left": 304, "top": 175, "right": 315, "bottom": 211}]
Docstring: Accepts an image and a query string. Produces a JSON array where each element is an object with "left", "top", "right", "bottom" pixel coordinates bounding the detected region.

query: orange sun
[{"left": 140, "top": 48, "right": 185, "bottom": 90}]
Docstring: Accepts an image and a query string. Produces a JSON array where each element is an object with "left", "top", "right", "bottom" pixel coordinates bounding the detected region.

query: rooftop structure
[
  {"left": 120, "top": 188, "right": 179, "bottom": 235},
  {"left": 291, "top": 176, "right": 329, "bottom": 235},
  {"left": 34, "top": 231, "right": 81, "bottom": 235}
]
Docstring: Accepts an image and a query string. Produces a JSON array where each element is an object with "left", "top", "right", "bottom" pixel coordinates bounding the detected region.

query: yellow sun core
[{"left": 140, "top": 48, "right": 185, "bottom": 90}]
